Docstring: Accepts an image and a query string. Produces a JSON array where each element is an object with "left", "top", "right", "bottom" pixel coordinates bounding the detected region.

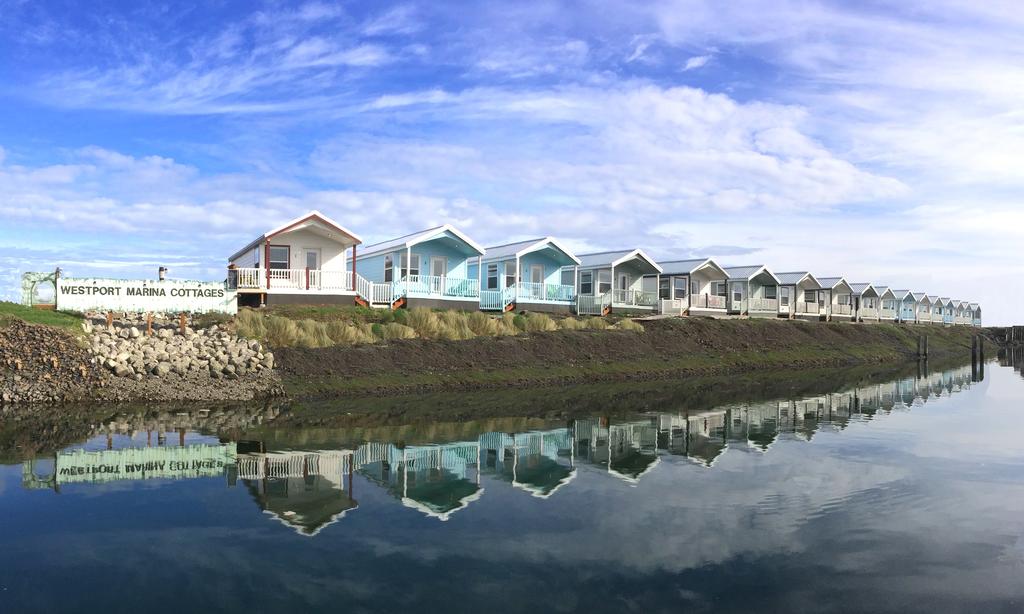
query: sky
[{"left": 0, "top": 0, "right": 1021, "bottom": 323}]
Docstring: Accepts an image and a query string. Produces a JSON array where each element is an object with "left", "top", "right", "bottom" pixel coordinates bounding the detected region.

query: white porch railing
[
  {"left": 402, "top": 275, "right": 480, "bottom": 299},
  {"left": 356, "top": 274, "right": 396, "bottom": 306},
  {"left": 691, "top": 294, "right": 727, "bottom": 309},
  {"left": 748, "top": 298, "right": 779, "bottom": 312},
  {"left": 860, "top": 308, "right": 880, "bottom": 320},
  {"left": 795, "top": 301, "right": 822, "bottom": 315},
  {"left": 480, "top": 286, "right": 516, "bottom": 311},
  {"left": 577, "top": 292, "right": 612, "bottom": 316},
  {"left": 612, "top": 289, "right": 658, "bottom": 307},
  {"left": 832, "top": 304, "right": 853, "bottom": 316},
  {"left": 231, "top": 267, "right": 354, "bottom": 292},
  {"left": 517, "top": 282, "right": 575, "bottom": 303},
  {"left": 879, "top": 308, "right": 897, "bottom": 320}
]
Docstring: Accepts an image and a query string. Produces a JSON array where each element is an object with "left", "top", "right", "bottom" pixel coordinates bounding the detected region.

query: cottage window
[
  {"left": 580, "top": 272, "right": 593, "bottom": 295},
  {"left": 400, "top": 253, "right": 420, "bottom": 277},
  {"left": 837, "top": 293, "right": 849, "bottom": 305},
  {"left": 764, "top": 285, "right": 777, "bottom": 300},
  {"left": 561, "top": 268, "right": 575, "bottom": 286},
  {"left": 781, "top": 287, "right": 790, "bottom": 306},
  {"left": 597, "top": 270, "right": 611, "bottom": 294},
  {"left": 269, "top": 246, "right": 290, "bottom": 270},
  {"left": 690, "top": 280, "right": 698, "bottom": 295},
  {"left": 504, "top": 261, "right": 516, "bottom": 287},
  {"left": 486, "top": 263, "right": 499, "bottom": 290},
  {"left": 732, "top": 283, "right": 743, "bottom": 302},
  {"left": 712, "top": 281, "right": 727, "bottom": 296},
  {"left": 384, "top": 255, "right": 394, "bottom": 283},
  {"left": 659, "top": 277, "right": 671, "bottom": 300},
  {"left": 804, "top": 290, "right": 816, "bottom": 303},
  {"left": 674, "top": 277, "right": 688, "bottom": 299}
]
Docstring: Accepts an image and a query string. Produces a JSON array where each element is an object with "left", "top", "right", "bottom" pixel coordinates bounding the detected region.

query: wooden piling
[
  {"left": 105, "top": 311, "right": 113, "bottom": 329},
  {"left": 179, "top": 313, "right": 187, "bottom": 335},
  {"left": 146, "top": 313, "right": 153, "bottom": 337}
]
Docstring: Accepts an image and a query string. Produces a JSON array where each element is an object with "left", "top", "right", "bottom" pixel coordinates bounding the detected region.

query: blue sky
[{"left": 0, "top": 0, "right": 1021, "bottom": 323}]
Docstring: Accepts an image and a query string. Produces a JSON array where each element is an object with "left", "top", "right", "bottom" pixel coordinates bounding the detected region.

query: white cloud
[{"left": 682, "top": 54, "right": 710, "bottom": 71}]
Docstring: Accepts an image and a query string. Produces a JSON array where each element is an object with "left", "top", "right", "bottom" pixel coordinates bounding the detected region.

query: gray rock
[
  {"left": 114, "top": 364, "right": 134, "bottom": 377},
  {"left": 152, "top": 362, "right": 171, "bottom": 377}
]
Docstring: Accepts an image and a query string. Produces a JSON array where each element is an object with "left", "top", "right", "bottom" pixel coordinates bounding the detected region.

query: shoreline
[{"left": 1, "top": 314, "right": 991, "bottom": 405}]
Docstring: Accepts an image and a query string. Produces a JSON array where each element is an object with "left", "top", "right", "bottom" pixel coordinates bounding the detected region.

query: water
[{"left": 2, "top": 359, "right": 1024, "bottom": 613}]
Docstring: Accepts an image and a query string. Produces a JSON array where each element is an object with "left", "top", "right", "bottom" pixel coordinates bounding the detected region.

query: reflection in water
[{"left": 20, "top": 362, "right": 982, "bottom": 536}]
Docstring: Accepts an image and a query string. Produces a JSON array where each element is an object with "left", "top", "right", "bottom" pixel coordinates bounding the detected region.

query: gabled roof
[
  {"left": 926, "top": 294, "right": 941, "bottom": 304},
  {"left": 939, "top": 297, "right": 953, "bottom": 307},
  {"left": 912, "top": 292, "right": 929, "bottom": 302},
  {"left": 817, "top": 276, "right": 855, "bottom": 293},
  {"left": 875, "top": 286, "right": 897, "bottom": 300},
  {"left": 578, "top": 249, "right": 663, "bottom": 273},
  {"left": 776, "top": 271, "right": 822, "bottom": 288},
  {"left": 359, "top": 224, "right": 485, "bottom": 259},
  {"left": 480, "top": 237, "right": 580, "bottom": 265},
  {"left": 850, "top": 283, "right": 877, "bottom": 296},
  {"left": 891, "top": 289, "right": 913, "bottom": 301},
  {"left": 659, "top": 257, "right": 728, "bottom": 278},
  {"left": 969, "top": 302, "right": 979, "bottom": 310},
  {"left": 229, "top": 210, "right": 362, "bottom": 262},
  {"left": 723, "top": 265, "right": 781, "bottom": 284}
]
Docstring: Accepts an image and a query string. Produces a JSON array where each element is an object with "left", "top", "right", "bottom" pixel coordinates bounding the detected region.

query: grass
[
  {"left": 233, "top": 305, "right": 634, "bottom": 348},
  {"left": 0, "top": 301, "right": 85, "bottom": 335}
]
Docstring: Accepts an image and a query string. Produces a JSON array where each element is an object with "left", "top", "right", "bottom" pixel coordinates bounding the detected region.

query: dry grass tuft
[
  {"left": 524, "top": 313, "right": 557, "bottom": 332},
  {"left": 613, "top": 319, "right": 645, "bottom": 332}
]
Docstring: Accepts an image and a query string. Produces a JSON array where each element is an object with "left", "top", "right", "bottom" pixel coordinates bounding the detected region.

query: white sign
[{"left": 56, "top": 277, "right": 237, "bottom": 314}]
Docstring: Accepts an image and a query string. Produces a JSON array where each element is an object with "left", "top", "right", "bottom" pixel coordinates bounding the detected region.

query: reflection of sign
[
  {"left": 53, "top": 443, "right": 237, "bottom": 485},
  {"left": 56, "top": 277, "right": 236, "bottom": 314}
]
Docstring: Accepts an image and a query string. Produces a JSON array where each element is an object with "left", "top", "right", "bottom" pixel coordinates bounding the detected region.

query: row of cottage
[{"left": 227, "top": 211, "right": 983, "bottom": 326}]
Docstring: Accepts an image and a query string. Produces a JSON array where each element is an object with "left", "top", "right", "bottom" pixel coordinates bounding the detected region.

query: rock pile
[
  {"left": 87, "top": 322, "right": 275, "bottom": 381},
  {"left": 0, "top": 320, "right": 103, "bottom": 404}
]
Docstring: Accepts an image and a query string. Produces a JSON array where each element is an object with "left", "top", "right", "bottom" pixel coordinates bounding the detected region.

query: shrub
[
  {"left": 614, "top": 319, "right": 645, "bottom": 332},
  {"left": 467, "top": 311, "right": 498, "bottom": 336},
  {"left": 524, "top": 313, "right": 557, "bottom": 332},
  {"left": 371, "top": 323, "right": 385, "bottom": 339},
  {"left": 235, "top": 308, "right": 266, "bottom": 339},
  {"left": 497, "top": 313, "right": 520, "bottom": 336},
  {"left": 512, "top": 314, "right": 528, "bottom": 331},
  {"left": 380, "top": 323, "right": 417, "bottom": 340},
  {"left": 297, "top": 319, "right": 333, "bottom": 348},
  {"left": 326, "top": 320, "right": 376, "bottom": 345},
  {"left": 437, "top": 311, "right": 476, "bottom": 340},
  {"left": 392, "top": 309, "right": 409, "bottom": 325},
  {"left": 377, "top": 310, "right": 396, "bottom": 324},
  {"left": 558, "top": 317, "right": 587, "bottom": 330},
  {"left": 265, "top": 315, "right": 300, "bottom": 347},
  {"left": 406, "top": 308, "right": 441, "bottom": 339},
  {"left": 585, "top": 317, "right": 610, "bottom": 330}
]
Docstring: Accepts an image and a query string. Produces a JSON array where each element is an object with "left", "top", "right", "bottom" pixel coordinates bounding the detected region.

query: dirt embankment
[{"left": 276, "top": 318, "right": 987, "bottom": 398}]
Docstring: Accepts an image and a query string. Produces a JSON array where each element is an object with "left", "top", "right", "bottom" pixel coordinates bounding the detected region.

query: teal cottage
[{"left": 467, "top": 237, "right": 580, "bottom": 313}]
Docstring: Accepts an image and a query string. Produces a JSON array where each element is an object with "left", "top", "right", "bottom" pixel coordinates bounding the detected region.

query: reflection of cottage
[
  {"left": 734, "top": 403, "right": 781, "bottom": 452},
  {"left": 478, "top": 430, "right": 575, "bottom": 498},
  {"left": 357, "top": 442, "right": 483, "bottom": 521},
  {"left": 237, "top": 450, "right": 356, "bottom": 537},
  {"left": 684, "top": 411, "right": 728, "bottom": 467},
  {"left": 572, "top": 418, "right": 659, "bottom": 482}
]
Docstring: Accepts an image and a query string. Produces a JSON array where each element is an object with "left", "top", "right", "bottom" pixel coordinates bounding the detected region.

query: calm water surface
[{"left": 3, "top": 360, "right": 1024, "bottom": 613}]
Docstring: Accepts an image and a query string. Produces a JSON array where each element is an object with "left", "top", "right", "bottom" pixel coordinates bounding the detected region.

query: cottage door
[
  {"left": 530, "top": 265, "right": 544, "bottom": 299},
  {"left": 430, "top": 257, "right": 447, "bottom": 294},
  {"left": 303, "top": 249, "right": 320, "bottom": 270}
]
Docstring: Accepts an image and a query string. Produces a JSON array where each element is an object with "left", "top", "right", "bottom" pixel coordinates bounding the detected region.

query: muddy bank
[{"left": 276, "top": 318, "right": 986, "bottom": 398}]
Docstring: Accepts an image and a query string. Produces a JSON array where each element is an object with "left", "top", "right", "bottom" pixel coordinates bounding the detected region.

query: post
[
  {"left": 146, "top": 313, "right": 153, "bottom": 337},
  {"left": 351, "top": 245, "right": 357, "bottom": 291},
  {"left": 265, "top": 242, "right": 271, "bottom": 290},
  {"left": 923, "top": 335, "right": 929, "bottom": 359},
  {"left": 305, "top": 266, "right": 310, "bottom": 290},
  {"left": 179, "top": 313, "right": 187, "bottom": 335},
  {"left": 106, "top": 311, "right": 113, "bottom": 329}
]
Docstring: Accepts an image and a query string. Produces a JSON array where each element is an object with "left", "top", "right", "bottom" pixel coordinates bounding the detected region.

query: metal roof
[
  {"left": 228, "top": 210, "right": 363, "bottom": 263},
  {"left": 850, "top": 283, "right": 876, "bottom": 295},
  {"left": 358, "top": 224, "right": 485, "bottom": 259},
  {"left": 659, "top": 258, "right": 728, "bottom": 278},
  {"left": 776, "top": 271, "right": 821, "bottom": 287},
  {"left": 578, "top": 249, "right": 663, "bottom": 272},
  {"left": 480, "top": 237, "right": 580, "bottom": 265},
  {"left": 723, "top": 265, "right": 779, "bottom": 283}
]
